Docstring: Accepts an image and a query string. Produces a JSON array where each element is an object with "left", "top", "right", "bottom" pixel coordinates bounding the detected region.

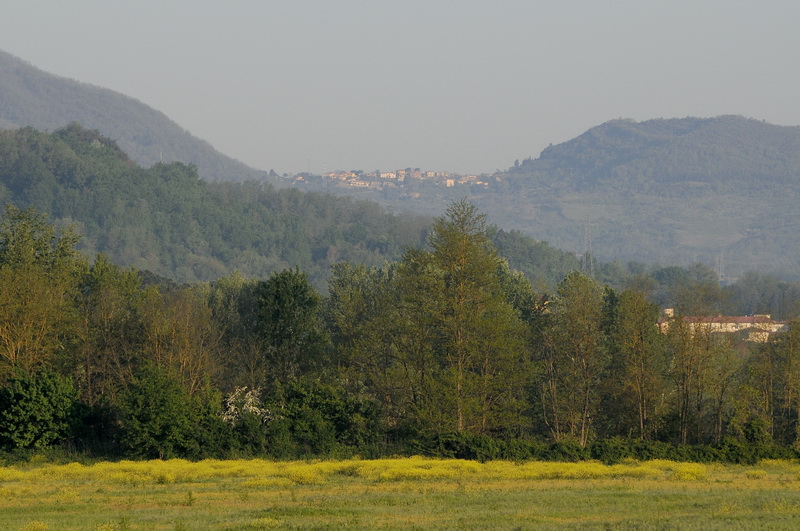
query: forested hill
[
  {"left": 0, "top": 124, "right": 579, "bottom": 286},
  {"left": 512, "top": 116, "right": 800, "bottom": 188},
  {"left": 477, "top": 116, "right": 800, "bottom": 280},
  {"left": 0, "top": 50, "right": 267, "bottom": 182}
]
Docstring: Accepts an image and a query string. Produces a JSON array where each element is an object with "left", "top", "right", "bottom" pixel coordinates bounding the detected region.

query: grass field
[{"left": 2, "top": 457, "right": 800, "bottom": 529}]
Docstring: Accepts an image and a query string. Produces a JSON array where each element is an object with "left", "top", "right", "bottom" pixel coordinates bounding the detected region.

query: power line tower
[
  {"left": 715, "top": 252, "right": 726, "bottom": 285},
  {"left": 580, "top": 218, "right": 595, "bottom": 278}
]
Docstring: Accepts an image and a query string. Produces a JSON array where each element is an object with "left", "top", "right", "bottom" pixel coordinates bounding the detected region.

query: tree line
[{"left": 1, "top": 200, "right": 800, "bottom": 463}]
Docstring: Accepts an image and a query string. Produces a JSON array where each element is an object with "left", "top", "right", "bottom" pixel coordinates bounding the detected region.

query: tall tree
[
  {"left": 74, "top": 254, "right": 142, "bottom": 404},
  {"left": 773, "top": 321, "right": 800, "bottom": 445},
  {"left": 208, "top": 272, "right": 263, "bottom": 389},
  {"left": 326, "top": 262, "right": 413, "bottom": 425},
  {"left": 612, "top": 290, "right": 667, "bottom": 439},
  {"left": 0, "top": 206, "right": 85, "bottom": 376},
  {"left": 257, "top": 268, "right": 329, "bottom": 386},
  {"left": 403, "top": 200, "right": 527, "bottom": 434},
  {"left": 664, "top": 313, "right": 722, "bottom": 444},
  {"left": 544, "top": 271, "right": 607, "bottom": 447},
  {"left": 139, "top": 285, "right": 221, "bottom": 395}
]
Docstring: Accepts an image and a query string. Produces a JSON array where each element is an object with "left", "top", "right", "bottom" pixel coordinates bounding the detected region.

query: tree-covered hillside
[
  {"left": 5, "top": 48, "right": 796, "bottom": 279},
  {"left": 0, "top": 50, "right": 267, "bottom": 182},
  {"left": 311, "top": 116, "right": 800, "bottom": 280},
  {"left": 0, "top": 124, "right": 580, "bottom": 287},
  {"left": 513, "top": 116, "right": 800, "bottom": 189},
  {"left": 0, "top": 124, "right": 430, "bottom": 284},
  {"left": 496, "top": 116, "right": 800, "bottom": 279}
]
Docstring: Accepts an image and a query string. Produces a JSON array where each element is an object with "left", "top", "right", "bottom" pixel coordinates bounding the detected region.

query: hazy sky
[{"left": 2, "top": 1, "right": 799, "bottom": 175}]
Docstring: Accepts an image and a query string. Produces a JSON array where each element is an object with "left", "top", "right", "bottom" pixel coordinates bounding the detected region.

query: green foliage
[
  {"left": 0, "top": 125, "right": 432, "bottom": 285},
  {"left": 264, "top": 378, "right": 384, "bottom": 458},
  {"left": 118, "top": 363, "right": 197, "bottom": 459},
  {"left": 407, "top": 200, "right": 530, "bottom": 434},
  {"left": 492, "top": 229, "right": 580, "bottom": 290},
  {"left": 257, "top": 268, "right": 329, "bottom": 385},
  {"left": 74, "top": 253, "right": 142, "bottom": 405},
  {"left": 3, "top": 198, "right": 800, "bottom": 463},
  {"left": 600, "top": 289, "right": 668, "bottom": 440},
  {"left": 0, "top": 370, "right": 77, "bottom": 450},
  {"left": 540, "top": 271, "right": 608, "bottom": 446},
  {"left": 208, "top": 273, "right": 264, "bottom": 388},
  {"left": 0, "top": 205, "right": 85, "bottom": 375}
]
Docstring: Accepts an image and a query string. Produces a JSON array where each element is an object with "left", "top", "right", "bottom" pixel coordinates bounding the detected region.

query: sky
[{"left": 2, "top": 1, "right": 800, "bottom": 175}]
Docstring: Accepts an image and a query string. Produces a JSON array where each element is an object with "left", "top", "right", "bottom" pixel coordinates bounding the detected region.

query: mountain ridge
[
  {"left": 299, "top": 115, "right": 800, "bottom": 279},
  {"left": 518, "top": 115, "right": 800, "bottom": 188},
  {"left": 3, "top": 47, "right": 799, "bottom": 279},
  {"left": 0, "top": 50, "right": 268, "bottom": 182}
]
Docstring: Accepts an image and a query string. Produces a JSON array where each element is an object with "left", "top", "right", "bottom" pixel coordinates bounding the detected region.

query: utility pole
[{"left": 581, "top": 217, "right": 595, "bottom": 278}]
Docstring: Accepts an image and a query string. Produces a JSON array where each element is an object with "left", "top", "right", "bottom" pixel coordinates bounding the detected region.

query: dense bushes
[
  {"left": 398, "top": 432, "right": 800, "bottom": 465},
  {"left": 0, "top": 370, "right": 76, "bottom": 451},
  {"left": 0, "top": 368, "right": 796, "bottom": 464}
]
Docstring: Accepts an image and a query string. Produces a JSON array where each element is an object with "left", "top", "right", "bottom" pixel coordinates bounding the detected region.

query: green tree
[
  {"left": 325, "top": 262, "right": 410, "bottom": 426},
  {"left": 772, "top": 321, "right": 800, "bottom": 446},
  {"left": 674, "top": 263, "right": 727, "bottom": 315},
  {"left": 0, "top": 369, "right": 77, "bottom": 450},
  {"left": 0, "top": 205, "right": 85, "bottom": 375},
  {"left": 612, "top": 290, "right": 667, "bottom": 439},
  {"left": 401, "top": 200, "right": 528, "bottom": 434},
  {"left": 119, "top": 363, "right": 197, "bottom": 459},
  {"left": 664, "top": 313, "right": 725, "bottom": 444},
  {"left": 208, "top": 272, "right": 263, "bottom": 389},
  {"left": 258, "top": 268, "right": 329, "bottom": 386},
  {"left": 74, "top": 254, "right": 142, "bottom": 405},
  {"left": 543, "top": 271, "right": 608, "bottom": 447},
  {"left": 138, "top": 285, "right": 221, "bottom": 396}
]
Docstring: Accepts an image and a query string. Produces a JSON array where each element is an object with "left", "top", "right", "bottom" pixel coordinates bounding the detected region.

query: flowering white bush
[{"left": 222, "top": 387, "right": 272, "bottom": 425}]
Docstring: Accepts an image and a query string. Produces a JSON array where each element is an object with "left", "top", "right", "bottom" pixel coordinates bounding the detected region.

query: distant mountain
[
  {"left": 0, "top": 125, "right": 582, "bottom": 287},
  {"left": 495, "top": 116, "right": 800, "bottom": 279},
  {"left": 516, "top": 116, "right": 800, "bottom": 188},
  {"left": 0, "top": 50, "right": 268, "bottom": 182},
  {"left": 294, "top": 116, "right": 800, "bottom": 280},
  {"left": 3, "top": 48, "right": 795, "bottom": 279}
]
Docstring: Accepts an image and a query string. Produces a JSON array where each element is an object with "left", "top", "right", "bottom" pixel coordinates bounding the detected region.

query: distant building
[{"left": 658, "top": 309, "right": 788, "bottom": 342}]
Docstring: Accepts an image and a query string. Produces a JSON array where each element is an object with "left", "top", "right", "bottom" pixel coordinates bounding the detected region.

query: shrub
[
  {"left": 545, "top": 440, "right": 590, "bottom": 462},
  {"left": 263, "top": 379, "right": 384, "bottom": 458},
  {"left": 590, "top": 437, "right": 631, "bottom": 464},
  {"left": 0, "top": 369, "right": 77, "bottom": 451},
  {"left": 118, "top": 363, "right": 198, "bottom": 459}
]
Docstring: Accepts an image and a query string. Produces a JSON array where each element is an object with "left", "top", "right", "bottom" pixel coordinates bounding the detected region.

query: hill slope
[
  {"left": 0, "top": 125, "right": 580, "bottom": 287},
  {"left": 517, "top": 116, "right": 800, "bottom": 188},
  {"left": 297, "top": 116, "right": 800, "bottom": 280},
  {"left": 0, "top": 50, "right": 267, "bottom": 182},
  {"left": 497, "top": 116, "right": 800, "bottom": 279}
]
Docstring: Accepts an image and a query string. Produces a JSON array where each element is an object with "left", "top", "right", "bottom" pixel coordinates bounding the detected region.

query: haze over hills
[
  {"left": 497, "top": 116, "right": 800, "bottom": 279},
  {"left": 296, "top": 116, "right": 800, "bottom": 280},
  {"left": 519, "top": 116, "right": 800, "bottom": 187},
  {"left": 0, "top": 50, "right": 269, "bottom": 182},
  {"left": 1, "top": 48, "right": 799, "bottom": 280},
  {"left": 0, "top": 124, "right": 582, "bottom": 288}
]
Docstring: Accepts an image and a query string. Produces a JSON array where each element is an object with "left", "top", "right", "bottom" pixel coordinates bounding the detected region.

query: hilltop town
[{"left": 292, "top": 167, "right": 495, "bottom": 194}]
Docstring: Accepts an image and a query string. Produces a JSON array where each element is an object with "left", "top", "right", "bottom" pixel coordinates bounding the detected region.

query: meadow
[{"left": 2, "top": 457, "right": 800, "bottom": 529}]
